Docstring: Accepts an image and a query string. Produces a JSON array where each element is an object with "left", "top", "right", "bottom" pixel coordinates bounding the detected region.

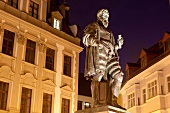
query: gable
[{"left": 139, "top": 49, "right": 146, "bottom": 58}]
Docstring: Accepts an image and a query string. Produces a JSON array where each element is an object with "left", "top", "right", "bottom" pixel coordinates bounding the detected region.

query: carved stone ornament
[
  {"left": 17, "top": 33, "right": 26, "bottom": 45},
  {"left": 38, "top": 42, "right": 47, "bottom": 53}
]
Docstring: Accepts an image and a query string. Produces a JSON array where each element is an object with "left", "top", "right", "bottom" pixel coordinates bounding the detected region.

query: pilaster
[{"left": 34, "top": 40, "right": 46, "bottom": 113}]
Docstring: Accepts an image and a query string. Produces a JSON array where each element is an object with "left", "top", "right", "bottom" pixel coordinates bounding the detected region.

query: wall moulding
[{"left": 0, "top": 66, "right": 15, "bottom": 80}]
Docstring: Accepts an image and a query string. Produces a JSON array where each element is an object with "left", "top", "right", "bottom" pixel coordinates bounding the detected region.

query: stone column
[
  {"left": 9, "top": 31, "right": 26, "bottom": 113},
  {"left": 40, "top": 0, "right": 47, "bottom": 22},
  {"left": 34, "top": 41, "right": 46, "bottom": 113},
  {"left": 54, "top": 43, "right": 64, "bottom": 113}
]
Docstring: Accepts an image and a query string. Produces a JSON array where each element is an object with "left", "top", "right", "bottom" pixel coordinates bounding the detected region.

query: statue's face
[
  {"left": 102, "top": 10, "right": 109, "bottom": 21},
  {"left": 99, "top": 10, "right": 109, "bottom": 28}
]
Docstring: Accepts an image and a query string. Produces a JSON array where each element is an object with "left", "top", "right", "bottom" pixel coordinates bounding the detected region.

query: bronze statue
[{"left": 83, "top": 9, "right": 124, "bottom": 107}]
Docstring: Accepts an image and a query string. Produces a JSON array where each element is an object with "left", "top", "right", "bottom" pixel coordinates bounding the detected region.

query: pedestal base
[{"left": 75, "top": 105, "right": 130, "bottom": 113}]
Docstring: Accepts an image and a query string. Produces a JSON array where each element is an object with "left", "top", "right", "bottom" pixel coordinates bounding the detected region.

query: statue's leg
[{"left": 91, "top": 79, "right": 99, "bottom": 107}]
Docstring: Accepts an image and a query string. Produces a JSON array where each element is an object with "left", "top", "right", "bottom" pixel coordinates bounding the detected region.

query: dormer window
[
  {"left": 141, "top": 55, "right": 147, "bottom": 68},
  {"left": 53, "top": 18, "right": 60, "bottom": 30},
  {"left": 126, "top": 69, "right": 129, "bottom": 78},
  {"left": 29, "top": 0, "right": 39, "bottom": 19},
  {"left": 164, "top": 40, "right": 170, "bottom": 52}
]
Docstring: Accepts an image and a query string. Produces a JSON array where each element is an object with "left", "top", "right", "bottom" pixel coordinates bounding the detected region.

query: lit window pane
[{"left": 53, "top": 18, "right": 60, "bottom": 30}]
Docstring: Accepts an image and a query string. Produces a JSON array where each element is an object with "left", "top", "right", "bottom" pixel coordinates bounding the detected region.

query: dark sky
[{"left": 64, "top": 0, "right": 170, "bottom": 73}]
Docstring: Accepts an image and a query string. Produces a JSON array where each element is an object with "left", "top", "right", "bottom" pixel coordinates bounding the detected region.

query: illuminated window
[
  {"left": 148, "top": 80, "right": 157, "bottom": 99},
  {"left": 46, "top": 48, "right": 55, "bottom": 70},
  {"left": 25, "top": 39, "right": 36, "bottom": 64},
  {"left": 141, "top": 55, "right": 147, "bottom": 68},
  {"left": 84, "top": 102, "right": 91, "bottom": 109},
  {"left": 2, "top": 29, "right": 15, "bottom": 56},
  {"left": 29, "top": 0, "right": 39, "bottom": 19},
  {"left": 77, "top": 101, "right": 82, "bottom": 110},
  {"left": 20, "top": 87, "right": 32, "bottom": 113},
  {"left": 61, "top": 98, "right": 70, "bottom": 113},
  {"left": 8, "top": 0, "right": 18, "bottom": 9},
  {"left": 42, "top": 93, "right": 52, "bottom": 113},
  {"left": 0, "top": 81, "right": 9, "bottom": 110},
  {"left": 167, "top": 76, "right": 170, "bottom": 92},
  {"left": 128, "top": 93, "right": 135, "bottom": 108},
  {"left": 53, "top": 18, "right": 60, "bottom": 30},
  {"left": 142, "top": 89, "right": 146, "bottom": 103},
  {"left": 63, "top": 55, "right": 71, "bottom": 77}
]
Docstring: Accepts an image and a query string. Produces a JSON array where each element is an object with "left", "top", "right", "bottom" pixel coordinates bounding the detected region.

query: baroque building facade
[
  {"left": 120, "top": 32, "right": 170, "bottom": 113},
  {"left": 0, "top": 0, "right": 83, "bottom": 113}
]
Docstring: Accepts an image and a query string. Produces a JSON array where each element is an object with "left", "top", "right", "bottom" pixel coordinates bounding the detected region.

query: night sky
[{"left": 63, "top": 0, "right": 170, "bottom": 73}]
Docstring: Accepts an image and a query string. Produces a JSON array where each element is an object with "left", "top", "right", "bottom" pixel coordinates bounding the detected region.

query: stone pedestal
[{"left": 75, "top": 105, "right": 130, "bottom": 113}]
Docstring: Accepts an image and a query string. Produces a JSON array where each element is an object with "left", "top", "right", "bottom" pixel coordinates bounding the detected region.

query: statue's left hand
[{"left": 117, "top": 35, "right": 124, "bottom": 49}]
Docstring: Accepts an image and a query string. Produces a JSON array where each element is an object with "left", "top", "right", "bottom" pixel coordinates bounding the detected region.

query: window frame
[
  {"left": 29, "top": 0, "right": 39, "bottom": 19},
  {"left": 128, "top": 93, "right": 135, "bottom": 108},
  {"left": 141, "top": 55, "right": 147, "bottom": 68},
  {"left": 53, "top": 18, "right": 60, "bottom": 30},
  {"left": 0, "top": 81, "right": 9, "bottom": 110},
  {"left": 7, "top": 0, "right": 19, "bottom": 9},
  {"left": 142, "top": 89, "right": 146, "bottom": 103},
  {"left": 61, "top": 98, "right": 70, "bottom": 113},
  {"left": 77, "top": 101, "right": 82, "bottom": 110},
  {"left": 2, "top": 29, "right": 15, "bottom": 56},
  {"left": 167, "top": 76, "right": 170, "bottom": 93},
  {"left": 20, "top": 87, "right": 32, "bottom": 113},
  {"left": 147, "top": 80, "right": 157, "bottom": 99},
  {"left": 42, "top": 93, "right": 52, "bottom": 113},
  {"left": 63, "top": 53, "right": 72, "bottom": 77},
  {"left": 45, "top": 47, "right": 55, "bottom": 71},
  {"left": 25, "top": 39, "right": 36, "bottom": 64},
  {"left": 164, "top": 39, "right": 170, "bottom": 52}
]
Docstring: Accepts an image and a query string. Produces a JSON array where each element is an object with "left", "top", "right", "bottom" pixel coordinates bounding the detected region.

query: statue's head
[{"left": 97, "top": 9, "right": 109, "bottom": 28}]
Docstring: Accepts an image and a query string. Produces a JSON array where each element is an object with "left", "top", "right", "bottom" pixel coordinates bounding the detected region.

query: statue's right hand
[{"left": 89, "top": 39, "right": 99, "bottom": 46}]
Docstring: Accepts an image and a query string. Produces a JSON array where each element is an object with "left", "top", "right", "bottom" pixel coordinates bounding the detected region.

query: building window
[
  {"left": 29, "top": 0, "right": 39, "bottom": 19},
  {"left": 77, "top": 101, "right": 82, "bottom": 110},
  {"left": 0, "top": 81, "right": 9, "bottom": 110},
  {"left": 25, "top": 39, "right": 36, "bottom": 64},
  {"left": 167, "top": 76, "right": 170, "bottom": 92},
  {"left": 84, "top": 102, "right": 91, "bottom": 109},
  {"left": 2, "top": 29, "right": 15, "bottom": 56},
  {"left": 8, "top": 0, "right": 18, "bottom": 9},
  {"left": 53, "top": 18, "right": 60, "bottom": 30},
  {"left": 128, "top": 93, "right": 135, "bottom": 108},
  {"left": 62, "top": 98, "right": 70, "bottom": 113},
  {"left": 148, "top": 80, "right": 157, "bottom": 99},
  {"left": 20, "top": 87, "right": 32, "bottom": 113},
  {"left": 141, "top": 55, "right": 147, "bottom": 68},
  {"left": 46, "top": 48, "right": 55, "bottom": 70},
  {"left": 42, "top": 93, "right": 52, "bottom": 113},
  {"left": 63, "top": 55, "right": 71, "bottom": 77},
  {"left": 143, "top": 89, "right": 146, "bottom": 103},
  {"left": 165, "top": 40, "right": 170, "bottom": 52}
]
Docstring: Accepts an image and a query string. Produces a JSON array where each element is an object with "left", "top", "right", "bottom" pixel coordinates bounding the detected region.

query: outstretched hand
[{"left": 117, "top": 35, "right": 124, "bottom": 49}]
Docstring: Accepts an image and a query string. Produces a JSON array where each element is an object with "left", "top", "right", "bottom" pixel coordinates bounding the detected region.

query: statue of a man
[{"left": 83, "top": 9, "right": 124, "bottom": 107}]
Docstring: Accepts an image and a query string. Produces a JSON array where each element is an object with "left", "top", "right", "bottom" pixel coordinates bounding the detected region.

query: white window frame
[
  {"left": 128, "top": 93, "right": 135, "bottom": 108},
  {"left": 148, "top": 80, "right": 157, "bottom": 99}
]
